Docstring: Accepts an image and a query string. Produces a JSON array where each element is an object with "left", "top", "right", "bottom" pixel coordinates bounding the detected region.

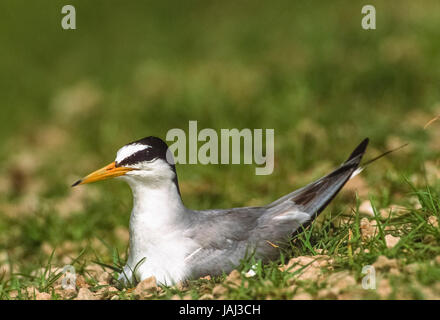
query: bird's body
[{"left": 74, "top": 136, "right": 369, "bottom": 285}]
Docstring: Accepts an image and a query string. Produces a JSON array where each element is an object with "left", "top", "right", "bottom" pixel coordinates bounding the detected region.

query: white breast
[
  {"left": 127, "top": 213, "right": 196, "bottom": 285},
  {"left": 120, "top": 176, "right": 197, "bottom": 285}
]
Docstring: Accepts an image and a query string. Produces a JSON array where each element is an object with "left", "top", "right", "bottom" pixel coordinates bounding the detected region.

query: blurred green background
[{"left": 1, "top": 0, "right": 440, "bottom": 283}]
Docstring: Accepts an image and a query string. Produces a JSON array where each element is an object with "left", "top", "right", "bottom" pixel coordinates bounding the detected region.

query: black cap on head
[
  {"left": 116, "top": 136, "right": 173, "bottom": 167},
  {"left": 117, "top": 136, "right": 180, "bottom": 195}
]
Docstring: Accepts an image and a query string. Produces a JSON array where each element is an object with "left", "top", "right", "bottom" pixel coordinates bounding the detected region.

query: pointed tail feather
[
  {"left": 349, "top": 141, "right": 408, "bottom": 180},
  {"left": 267, "top": 138, "right": 369, "bottom": 219},
  {"left": 360, "top": 142, "right": 408, "bottom": 168}
]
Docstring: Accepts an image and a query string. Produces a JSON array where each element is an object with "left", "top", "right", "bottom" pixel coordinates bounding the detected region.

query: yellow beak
[{"left": 72, "top": 161, "right": 135, "bottom": 187}]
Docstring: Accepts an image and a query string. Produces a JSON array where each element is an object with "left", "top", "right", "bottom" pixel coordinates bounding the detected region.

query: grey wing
[
  {"left": 184, "top": 138, "right": 369, "bottom": 278},
  {"left": 183, "top": 205, "right": 312, "bottom": 278},
  {"left": 183, "top": 207, "right": 266, "bottom": 278}
]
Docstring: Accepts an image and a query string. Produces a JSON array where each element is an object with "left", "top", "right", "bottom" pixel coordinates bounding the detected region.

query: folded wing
[{"left": 184, "top": 138, "right": 369, "bottom": 277}]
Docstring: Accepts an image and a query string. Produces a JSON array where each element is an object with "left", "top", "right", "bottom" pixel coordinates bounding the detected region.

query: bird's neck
[{"left": 127, "top": 179, "right": 185, "bottom": 229}]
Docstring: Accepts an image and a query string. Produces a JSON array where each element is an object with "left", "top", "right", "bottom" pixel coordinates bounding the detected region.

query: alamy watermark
[
  {"left": 361, "top": 265, "right": 376, "bottom": 290},
  {"left": 61, "top": 5, "right": 377, "bottom": 31},
  {"left": 361, "top": 5, "right": 376, "bottom": 30},
  {"left": 61, "top": 264, "right": 77, "bottom": 290},
  {"left": 61, "top": 5, "right": 76, "bottom": 30},
  {"left": 165, "top": 121, "right": 275, "bottom": 175}
]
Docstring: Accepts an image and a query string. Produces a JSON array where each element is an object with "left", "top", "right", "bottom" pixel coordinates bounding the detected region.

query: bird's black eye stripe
[
  {"left": 115, "top": 136, "right": 180, "bottom": 195},
  {"left": 116, "top": 136, "right": 173, "bottom": 167},
  {"left": 117, "top": 148, "right": 158, "bottom": 167}
]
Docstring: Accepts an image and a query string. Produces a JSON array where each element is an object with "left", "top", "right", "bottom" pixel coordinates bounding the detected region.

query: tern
[{"left": 73, "top": 136, "right": 369, "bottom": 285}]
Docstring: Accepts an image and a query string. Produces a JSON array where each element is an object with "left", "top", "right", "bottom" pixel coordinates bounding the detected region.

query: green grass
[{"left": 1, "top": 0, "right": 440, "bottom": 299}]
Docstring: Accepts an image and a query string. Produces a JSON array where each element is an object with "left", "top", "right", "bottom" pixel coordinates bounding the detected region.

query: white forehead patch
[{"left": 115, "top": 144, "right": 151, "bottom": 163}]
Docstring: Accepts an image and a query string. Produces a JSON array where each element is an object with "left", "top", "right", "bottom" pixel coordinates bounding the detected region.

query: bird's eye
[
  {"left": 116, "top": 146, "right": 159, "bottom": 167},
  {"left": 143, "top": 149, "right": 156, "bottom": 162}
]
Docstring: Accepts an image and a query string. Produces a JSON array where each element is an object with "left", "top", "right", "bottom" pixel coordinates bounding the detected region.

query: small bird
[{"left": 73, "top": 136, "right": 369, "bottom": 285}]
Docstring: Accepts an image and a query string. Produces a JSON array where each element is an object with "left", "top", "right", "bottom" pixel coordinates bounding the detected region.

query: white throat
[
  {"left": 126, "top": 178, "right": 184, "bottom": 228},
  {"left": 121, "top": 176, "right": 194, "bottom": 284}
]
